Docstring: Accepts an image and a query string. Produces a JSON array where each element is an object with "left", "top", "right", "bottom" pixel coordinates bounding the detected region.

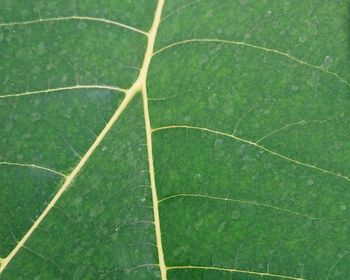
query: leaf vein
[
  {"left": 0, "top": 85, "right": 126, "bottom": 99},
  {"left": 152, "top": 125, "right": 350, "bottom": 182},
  {"left": 0, "top": 161, "right": 66, "bottom": 177},
  {"left": 153, "top": 39, "right": 350, "bottom": 88},
  {"left": 158, "top": 193, "right": 324, "bottom": 221},
  {"left": 0, "top": 16, "right": 148, "bottom": 36},
  {"left": 167, "top": 265, "right": 305, "bottom": 280}
]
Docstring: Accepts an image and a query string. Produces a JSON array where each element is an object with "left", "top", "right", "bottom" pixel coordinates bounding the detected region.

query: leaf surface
[{"left": 0, "top": 1, "right": 349, "bottom": 279}]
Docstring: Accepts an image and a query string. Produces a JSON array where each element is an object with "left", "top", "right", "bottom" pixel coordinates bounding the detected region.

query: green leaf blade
[{"left": 1, "top": 1, "right": 349, "bottom": 279}]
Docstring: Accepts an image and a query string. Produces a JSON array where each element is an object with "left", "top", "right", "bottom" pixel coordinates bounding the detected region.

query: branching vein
[
  {"left": 0, "top": 161, "right": 66, "bottom": 177},
  {"left": 0, "top": 85, "right": 125, "bottom": 99},
  {"left": 2, "top": 2, "right": 342, "bottom": 279},
  {"left": 0, "top": 0, "right": 166, "bottom": 277},
  {"left": 153, "top": 39, "right": 350, "bottom": 87},
  {"left": 0, "top": 93, "right": 134, "bottom": 273},
  {"left": 0, "top": 16, "right": 148, "bottom": 36},
  {"left": 255, "top": 119, "right": 329, "bottom": 144},
  {"left": 167, "top": 265, "right": 305, "bottom": 280},
  {"left": 139, "top": 1, "right": 167, "bottom": 279},
  {"left": 152, "top": 125, "right": 350, "bottom": 182},
  {"left": 159, "top": 193, "right": 323, "bottom": 220}
]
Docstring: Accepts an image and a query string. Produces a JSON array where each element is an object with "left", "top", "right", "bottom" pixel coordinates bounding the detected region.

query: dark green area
[
  {"left": 1, "top": 0, "right": 350, "bottom": 279},
  {"left": 0, "top": 0, "right": 156, "bottom": 31},
  {"left": 2, "top": 95, "right": 159, "bottom": 279},
  {"left": 0, "top": 90, "right": 122, "bottom": 172},
  {"left": 0, "top": 167, "right": 63, "bottom": 257},
  {"left": 153, "top": 129, "right": 350, "bottom": 279},
  {"left": 149, "top": 43, "right": 350, "bottom": 178},
  {"left": 0, "top": 21, "right": 146, "bottom": 92},
  {"left": 0, "top": 89, "right": 123, "bottom": 258},
  {"left": 149, "top": 0, "right": 350, "bottom": 279},
  {"left": 157, "top": 0, "right": 350, "bottom": 82}
]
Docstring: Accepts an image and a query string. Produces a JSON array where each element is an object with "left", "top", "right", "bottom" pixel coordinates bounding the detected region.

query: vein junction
[
  {"left": 1, "top": 2, "right": 344, "bottom": 279},
  {"left": 152, "top": 125, "right": 350, "bottom": 182},
  {"left": 0, "top": 0, "right": 166, "bottom": 277}
]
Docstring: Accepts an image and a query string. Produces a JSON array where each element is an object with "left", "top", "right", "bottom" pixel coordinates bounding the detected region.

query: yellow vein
[
  {"left": 256, "top": 119, "right": 329, "bottom": 144},
  {"left": 0, "top": 91, "right": 136, "bottom": 273},
  {"left": 0, "top": 85, "right": 126, "bottom": 99},
  {"left": 153, "top": 39, "right": 350, "bottom": 87},
  {"left": 139, "top": 0, "right": 167, "bottom": 279},
  {"left": 167, "top": 265, "right": 305, "bottom": 280},
  {"left": 0, "top": 16, "right": 148, "bottom": 36},
  {"left": 159, "top": 193, "right": 322, "bottom": 220},
  {"left": 0, "top": 0, "right": 166, "bottom": 276},
  {"left": 0, "top": 161, "right": 66, "bottom": 177},
  {"left": 152, "top": 125, "right": 350, "bottom": 182}
]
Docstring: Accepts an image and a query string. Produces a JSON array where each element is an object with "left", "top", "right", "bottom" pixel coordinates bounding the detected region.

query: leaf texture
[{"left": 0, "top": 1, "right": 349, "bottom": 279}]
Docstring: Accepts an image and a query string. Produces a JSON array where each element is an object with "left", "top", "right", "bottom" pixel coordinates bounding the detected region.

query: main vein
[
  {"left": 0, "top": 0, "right": 165, "bottom": 275},
  {"left": 139, "top": 0, "right": 167, "bottom": 279}
]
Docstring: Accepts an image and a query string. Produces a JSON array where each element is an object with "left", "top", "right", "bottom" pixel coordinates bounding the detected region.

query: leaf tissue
[{"left": 0, "top": 1, "right": 349, "bottom": 279}]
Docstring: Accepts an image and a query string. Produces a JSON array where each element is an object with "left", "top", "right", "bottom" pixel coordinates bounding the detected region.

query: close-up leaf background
[{"left": 0, "top": 1, "right": 349, "bottom": 279}]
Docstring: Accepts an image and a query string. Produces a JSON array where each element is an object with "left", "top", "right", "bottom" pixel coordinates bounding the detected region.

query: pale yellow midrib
[
  {"left": 142, "top": 83, "right": 167, "bottom": 279},
  {"left": 0, "top": 0, "right": 166, "bottom": 275},
  {"left": 139, "top": 0, "right": 167, "bottom": 279}
]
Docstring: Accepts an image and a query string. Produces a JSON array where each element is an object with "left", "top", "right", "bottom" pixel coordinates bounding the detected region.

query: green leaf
[{"left": 0, "top": 1, "right": 349, "bottom": 279}]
